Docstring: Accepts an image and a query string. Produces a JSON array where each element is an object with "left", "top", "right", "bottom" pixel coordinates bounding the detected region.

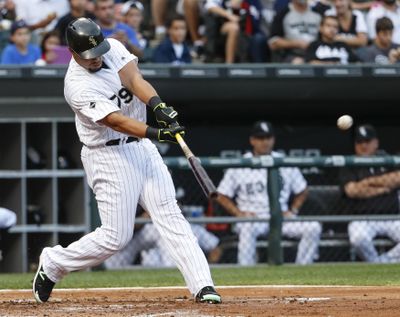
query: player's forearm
[
  {"left": 344, "top": 182, "right": 390, "bottom": 199},
  {"left": 366, "top": 171, "right": 400, "bottom": 190},
  {"left": 216, "top": 194, "right": 242, "bottom": 216},
  {"left": 119, "top": 60, "right": 158, "bottom": 104},
  {"left": 290, "top": 189, "right": 308, "bottom": 213},
  {"left": 100, "top": 112, "right": 149, "bottom": 137}
]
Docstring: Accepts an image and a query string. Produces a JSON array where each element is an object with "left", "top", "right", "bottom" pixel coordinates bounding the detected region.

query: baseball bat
[{"left": 175, "top": 133, "right": 218, "bottom": 199}]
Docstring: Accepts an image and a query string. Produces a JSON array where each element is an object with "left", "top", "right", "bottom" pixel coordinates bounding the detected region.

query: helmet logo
[{"left": 89, "top": 36, "right": 98, "bottom": 47}]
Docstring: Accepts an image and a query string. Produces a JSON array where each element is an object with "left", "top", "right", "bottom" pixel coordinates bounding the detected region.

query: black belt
[{"left": 105, "top": 136, "right": 139, "bottom": 146}]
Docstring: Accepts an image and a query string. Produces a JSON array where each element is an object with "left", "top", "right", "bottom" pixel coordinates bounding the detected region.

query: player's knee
[
  {"left": 302, "top": 222, "right": 322, "bottom": 238},
  {"left": 104, "top": 229, "right": 134, "bottom": 252},
  {"left": 348, "top": 222, "right": 370, "bottom": 245}
]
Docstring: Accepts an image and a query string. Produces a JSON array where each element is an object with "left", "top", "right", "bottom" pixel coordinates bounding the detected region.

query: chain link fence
[{"left": 104, "top": 156, "right": 400, "bottom": 269}]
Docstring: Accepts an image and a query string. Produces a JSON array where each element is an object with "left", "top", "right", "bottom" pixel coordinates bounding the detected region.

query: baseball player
[
  {"left": 340, "top": 124, "right": 400, "bottom": 263},
  {"left": 217, "top": 121, "right": 322, "bottom": 265},
  {"left": 32, "top": 18, "right": 221, "bottom": 304}
]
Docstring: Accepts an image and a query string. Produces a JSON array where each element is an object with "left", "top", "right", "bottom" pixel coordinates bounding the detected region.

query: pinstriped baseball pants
[{"left": 41, "top": 139, "right": 214, "bottom": 295}]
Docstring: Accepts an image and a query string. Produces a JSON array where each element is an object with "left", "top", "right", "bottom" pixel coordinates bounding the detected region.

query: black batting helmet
[{"left": 66, "top": 18, "right": 110, "bottom": 59}]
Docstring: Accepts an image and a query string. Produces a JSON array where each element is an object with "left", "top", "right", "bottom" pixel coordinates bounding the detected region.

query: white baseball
[{"left": 337, "top": 115, "right": 353, "bottom": 130}]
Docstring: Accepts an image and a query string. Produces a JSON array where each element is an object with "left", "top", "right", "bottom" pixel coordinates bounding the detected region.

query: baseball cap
[
  {"left": 354, "top": 124, "right": 377, "bottom": 142},
  {"left": 250, "top": 121, "right": 274, "bottom": 138},
  {"left": 120, "top": 0, "right": 144, "bottom": 16},
  {"left": 10, "top": 20, "right": 28, "bottom": 35}
]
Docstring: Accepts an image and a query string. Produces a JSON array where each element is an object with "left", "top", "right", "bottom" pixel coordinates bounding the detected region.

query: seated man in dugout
[
  {"left": 216, "top": 121, "right": 322, "bottom": 265},
  {"left": 339, "top": 124, "right": 400, "bottom": 263}
]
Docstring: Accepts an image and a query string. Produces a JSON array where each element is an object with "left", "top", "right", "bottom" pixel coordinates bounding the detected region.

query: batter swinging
[{"left": 32, "top": 18, "right": 221, "bottom": 305}]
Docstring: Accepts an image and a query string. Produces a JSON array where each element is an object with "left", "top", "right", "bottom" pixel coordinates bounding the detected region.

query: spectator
[
  {"left": 38, "top": 30, "right": 71, "bottom": 65},
  {"left": 204, "top": 0, "right": 241, "bottom": 63},
  {"left": 120, "top": 0, "right": 148, "bottom": 51},
  {"left": 152, "top": 0, "right": 168, "bottom": 42},
  {"left": 216, "top": 121, "right": 321, "bottom": 265},
  {"left": 268, "top": 0, "right": 321, "bottom": 63},
  {"left": 325, "top": 0, "right": 368, "bottom": 49},
  {"left": 358, "top": 17, "right": 400, "bottom": 64},
  {"left": 104, "top": 209, "right": 222, "bottom": 269},
  {"left": 0, "top": 0, "right": 16, "bottom": 51},
  {"left": 152, "top": 14, "right": 192, "bottom": 64},
  {"left": 181, "top": 0, "right": 206, "bottom": 58},
  {"left": 54, "top": 0, "right": 96, "bottom": 45},
  {"left": 367, "top": 0, "right": 400, "bottom": 45},
  {"left": 305, "top": 15, "right": 359, "bottom": 64},
  {"left": 0, "top": 0, "right": 16, "bottom": 21},
  {"left": 240, "top": 0, "right": 269, "bottom": 62},
  {"left": 339, "top": 124, "right": 400, "bottom": 263},
  {"left": 94, "top": 0, "right": 142, "bottom": 57},
  {"left": 1, "top": 20, "right": 41, "bottom": 64},
  {"left": 13, "top": 0, "right": 70, "bottom": 43}
]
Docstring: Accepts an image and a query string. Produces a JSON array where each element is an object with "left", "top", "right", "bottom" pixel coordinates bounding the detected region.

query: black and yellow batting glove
[
  {"left": 148, "top": 96, "right": 178, "bottom": 128},
  {"left": 145, "top": 125, "right": 185, "bottom": 144}
]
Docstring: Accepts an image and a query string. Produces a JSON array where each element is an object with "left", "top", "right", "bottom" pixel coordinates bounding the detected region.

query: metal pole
[{"left": 267, "top": 167, "right": 283, "bottom": 265}]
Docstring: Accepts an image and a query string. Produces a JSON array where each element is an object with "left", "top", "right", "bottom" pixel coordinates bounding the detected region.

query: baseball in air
[{"left": 337, "top": 115, "right": 353, "bottom": 130}]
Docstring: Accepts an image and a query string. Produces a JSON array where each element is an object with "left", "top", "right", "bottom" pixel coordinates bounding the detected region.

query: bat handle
[{"left": 175, "top": 133, "right": 184, "bottom": 143}]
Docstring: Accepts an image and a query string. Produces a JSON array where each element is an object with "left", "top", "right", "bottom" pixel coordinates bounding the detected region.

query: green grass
[{"left": 2, "top": 263, "right": 400, "bottom": 290}]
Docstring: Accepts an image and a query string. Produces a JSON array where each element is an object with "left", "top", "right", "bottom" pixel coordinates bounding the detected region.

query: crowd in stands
[{"left": 1, "top": 0, "right": 400, "bottom": 65}]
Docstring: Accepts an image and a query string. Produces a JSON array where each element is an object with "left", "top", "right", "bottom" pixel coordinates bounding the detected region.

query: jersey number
[{"left": 109, "top": 88, "right": 133, "bottom": 108}]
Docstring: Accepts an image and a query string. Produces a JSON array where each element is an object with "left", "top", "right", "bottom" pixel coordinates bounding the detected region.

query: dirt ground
[{"left": 1, "top": 286, "right": 400, "bottom": 317}]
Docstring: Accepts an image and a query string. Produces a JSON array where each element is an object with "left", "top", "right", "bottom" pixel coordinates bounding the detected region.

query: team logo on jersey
[
  {"left": 89, "top": 36, "right": 98, "bottom": 47},
  {"left": 89, "top": 101, "right": 96, "bottom": 108}
]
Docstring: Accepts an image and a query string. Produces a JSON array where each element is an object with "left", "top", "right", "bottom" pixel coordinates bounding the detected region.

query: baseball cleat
[
  {"left": 32, "top": 257, "right": 55, "bottom": 303},
  {"left": 195, "top": 286, "right": 222, "bottom": 304}
]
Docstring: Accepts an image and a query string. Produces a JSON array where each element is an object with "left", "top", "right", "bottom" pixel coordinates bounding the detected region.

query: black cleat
[
  {"left": 32, "top": 258, "right": 55, "bottom": 303},
  {"left": 195, "top": 286, "right": 222, "bottom": 304}
]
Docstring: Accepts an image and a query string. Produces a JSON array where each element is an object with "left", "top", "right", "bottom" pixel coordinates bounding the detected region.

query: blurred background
[{"left": 1, "top": 0, "right": 400, "bottom": 273}]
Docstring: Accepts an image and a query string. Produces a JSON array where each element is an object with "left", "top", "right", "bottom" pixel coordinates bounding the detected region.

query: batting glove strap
[{"left": 148, "top": 96, "right": 179, "bottom": 128}]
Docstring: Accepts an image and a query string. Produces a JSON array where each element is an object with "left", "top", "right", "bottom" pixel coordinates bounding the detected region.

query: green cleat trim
[{"left": 200, "top": 294, "right": 222, "bottom": 304}]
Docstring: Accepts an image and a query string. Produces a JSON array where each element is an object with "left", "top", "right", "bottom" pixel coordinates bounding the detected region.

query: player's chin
[{"left": 88, "top": 65, "right": 102, "bottom": 73}]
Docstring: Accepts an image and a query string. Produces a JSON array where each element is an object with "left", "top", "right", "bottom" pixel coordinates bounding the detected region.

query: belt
[{"left": 105, "top": 136, "right": 139, "bottom": 146}]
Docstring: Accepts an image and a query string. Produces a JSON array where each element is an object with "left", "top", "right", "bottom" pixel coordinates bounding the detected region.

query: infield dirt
[{"left": 1, "top": 286, "right": 399, "bottom": 316}]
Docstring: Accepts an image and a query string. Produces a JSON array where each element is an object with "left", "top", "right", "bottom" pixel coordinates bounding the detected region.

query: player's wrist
[
  {"left": 290, "top": 207, "right": 299, "bottom": 215},
  {"left": 148, "top": 96, "right": 163, "bottom": 111},
  {"left": 145, "top": 126, "right": 159, "bottom": 140}
]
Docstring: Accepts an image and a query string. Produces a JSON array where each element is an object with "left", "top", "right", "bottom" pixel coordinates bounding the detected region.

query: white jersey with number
[
  {"left": 217, "top": 151, "right": 307, "bottom": 216},
  {"left": 64, "top": 38, "right": 146, "bottom": 147},
  {"left": 218, "top": 151, "right": 321, "bottom": 265}
]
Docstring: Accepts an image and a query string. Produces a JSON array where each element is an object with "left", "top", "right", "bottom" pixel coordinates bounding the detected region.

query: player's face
[
  {"left": 125, "top": 8, "right": 142, "bottom": 30},
  {"left": 250, "top": 136, "right": 275, "bottom": 156},
  {"left": 168, "top": 20, "right": 187, "bottom": 44},
  {"left": 355, "top": 138, "right": 379, "bottom": 156},
  {"left": 72, "top": 51, "right": 103, "bottom": 72}
]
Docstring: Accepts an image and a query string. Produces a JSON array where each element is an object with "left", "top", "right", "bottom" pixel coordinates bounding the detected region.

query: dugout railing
[{"left": 159, "top": 155, "right": 400, "bottom": 265}]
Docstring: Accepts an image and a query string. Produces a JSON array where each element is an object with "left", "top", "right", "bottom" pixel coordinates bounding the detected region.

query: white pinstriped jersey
[
  {"left": 217, "top": 151, "right": 307, "bottom": 216},
  {"left": 64, "top": 38, "right": 146, "bottom": 147}
]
